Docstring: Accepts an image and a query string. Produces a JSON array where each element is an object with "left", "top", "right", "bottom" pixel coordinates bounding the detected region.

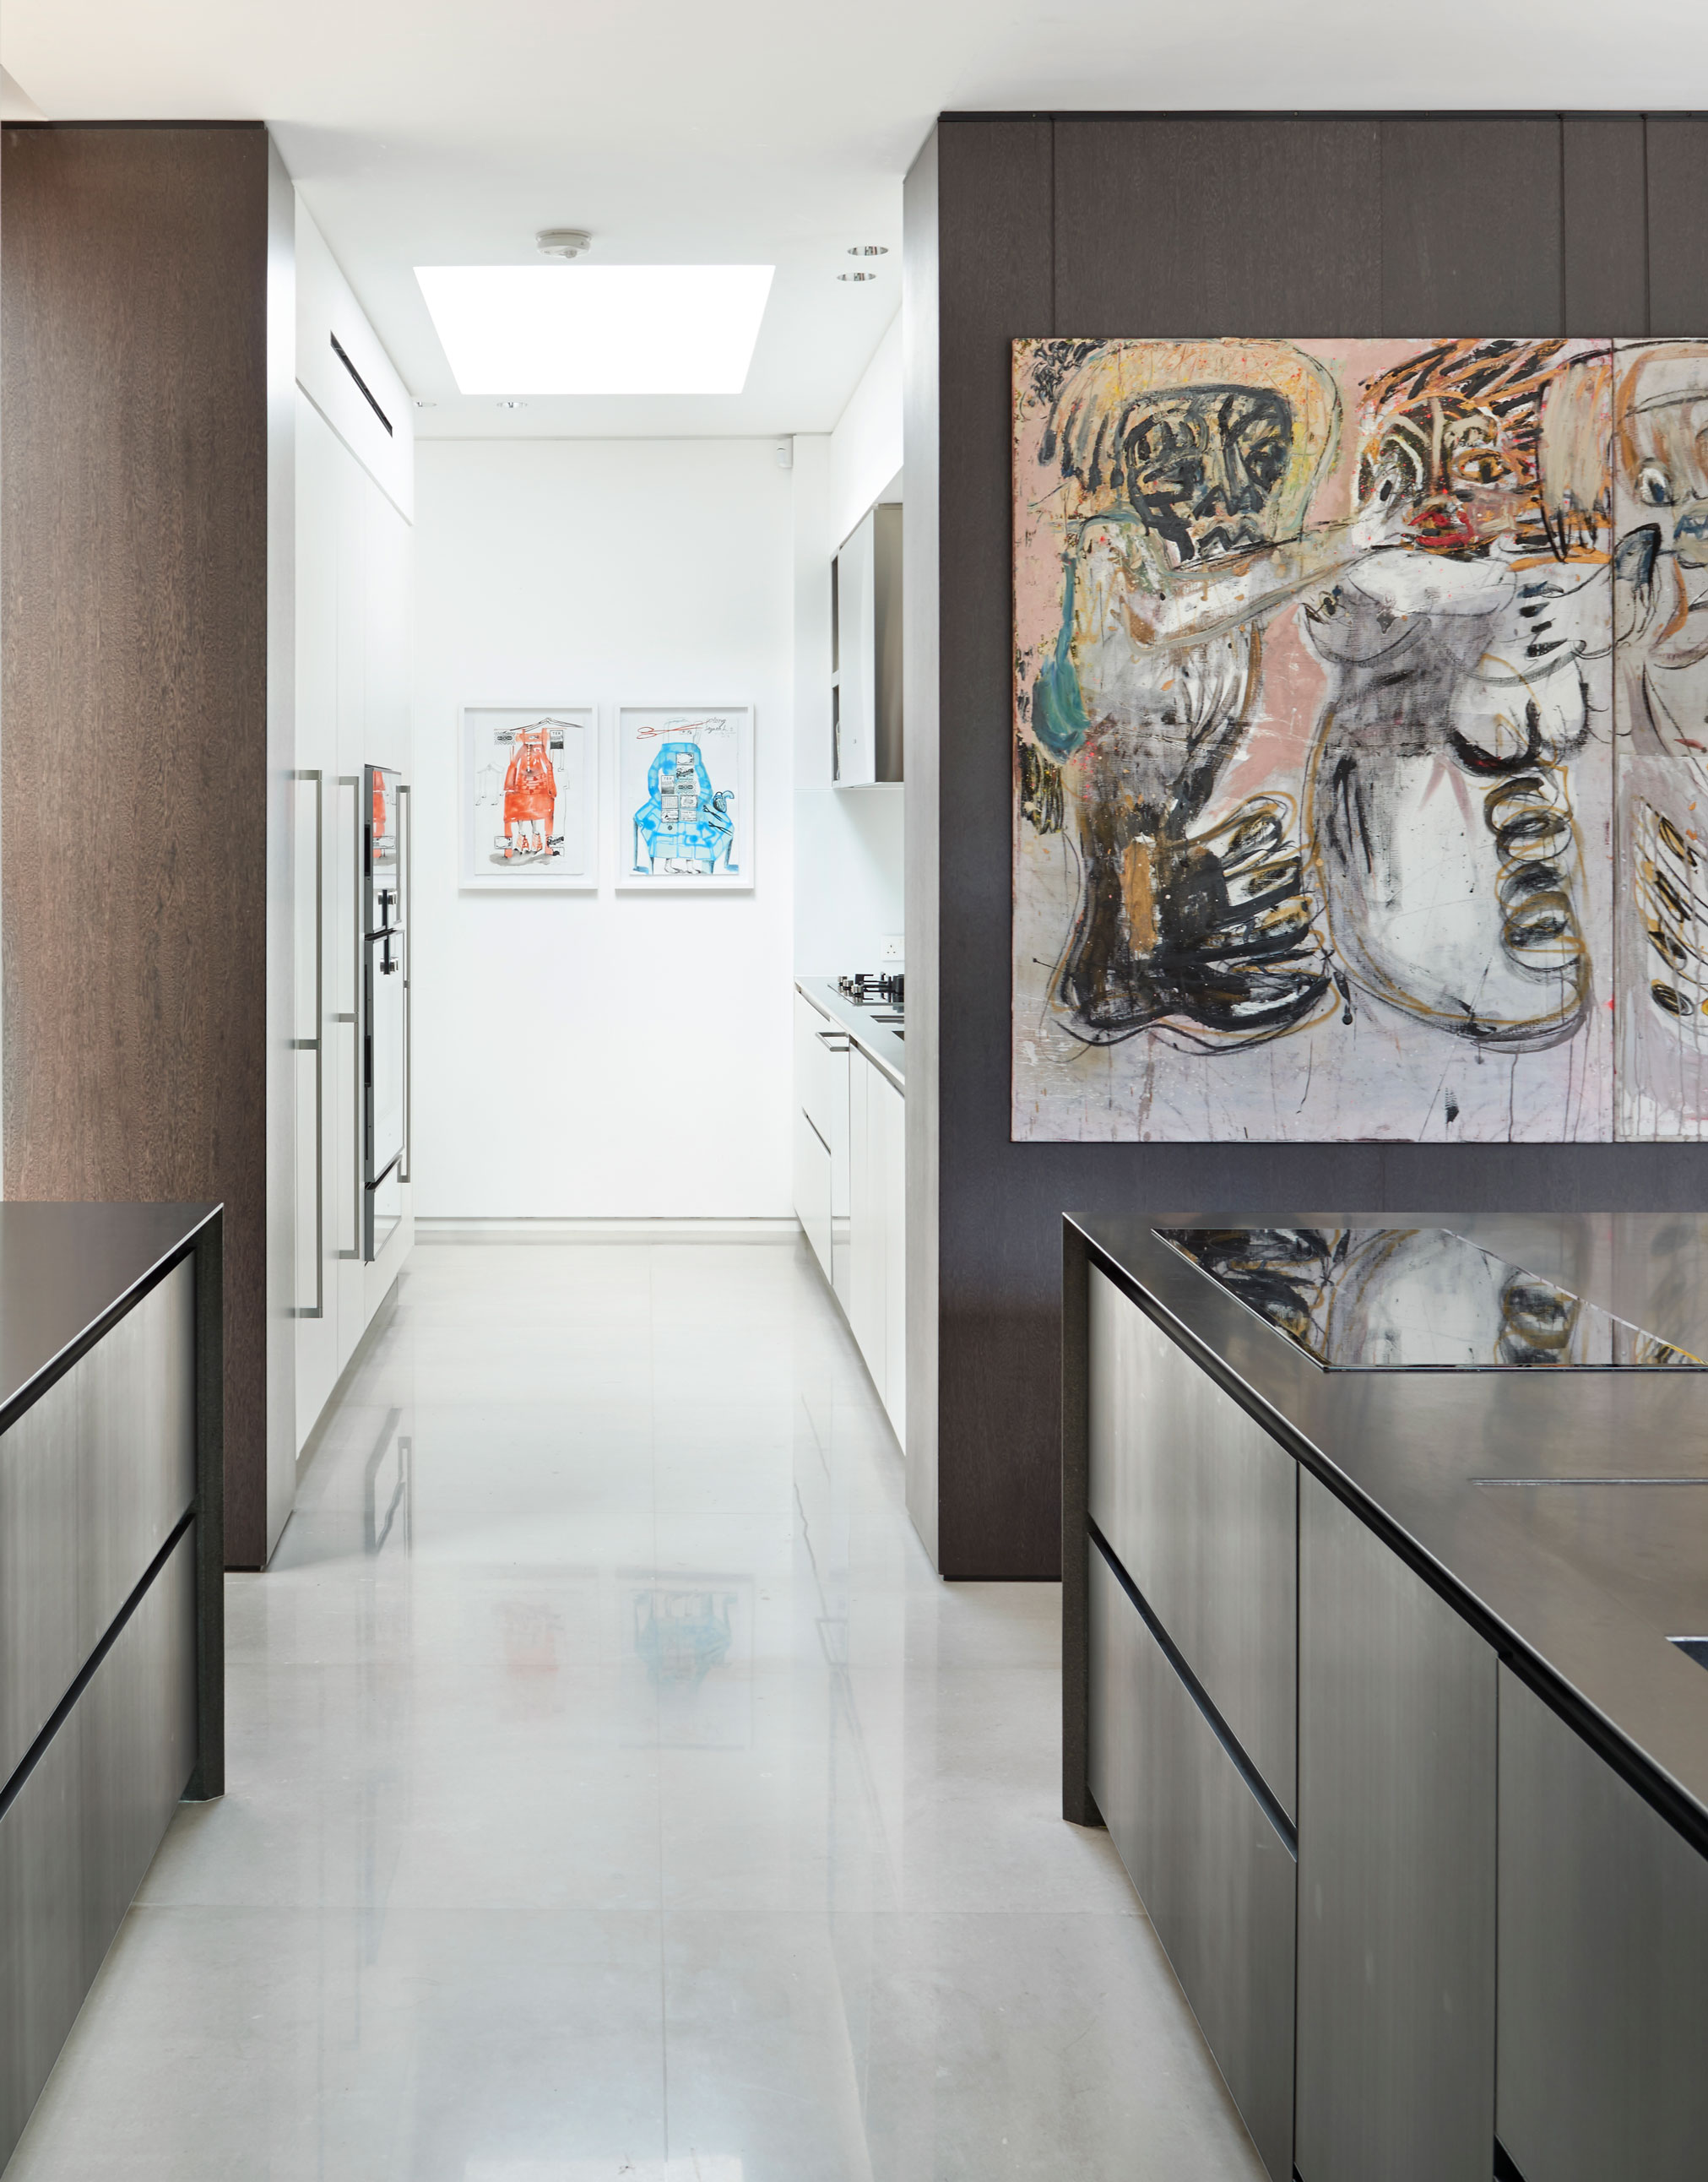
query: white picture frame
[
  {"left": 459, "top": 703, "right": 599, "bottom": 891},
  {"left": 615, "top": 705, "right": 755, "bottom": 892}
]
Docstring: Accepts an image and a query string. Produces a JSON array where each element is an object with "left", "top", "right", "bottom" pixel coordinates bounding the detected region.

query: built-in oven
[{"left": 363, "top": 764, "right": 406, "bottom": 1262}]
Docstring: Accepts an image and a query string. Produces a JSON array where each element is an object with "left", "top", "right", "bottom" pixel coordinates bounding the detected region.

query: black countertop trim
[{"left": 1076, "top": 1219, "right": 1708, "bottom": 1864}]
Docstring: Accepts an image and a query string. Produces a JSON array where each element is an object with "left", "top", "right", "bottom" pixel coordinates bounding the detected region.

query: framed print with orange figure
[{"left": 459, "top": 703, "right": 599, "bottom": 891}]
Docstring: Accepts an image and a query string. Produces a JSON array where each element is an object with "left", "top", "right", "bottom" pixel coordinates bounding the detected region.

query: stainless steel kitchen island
[
  {"left": 0, "top": 1202, "right": 223, "bottom": 2163},
  {"left": 1063, "top": 1212, "right": 1708, "bottom": 2182}
]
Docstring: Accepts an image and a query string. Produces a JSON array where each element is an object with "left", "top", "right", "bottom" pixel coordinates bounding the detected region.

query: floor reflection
[{"left": 8, "top": 1238, "right": 1265, "bottom": 2182}]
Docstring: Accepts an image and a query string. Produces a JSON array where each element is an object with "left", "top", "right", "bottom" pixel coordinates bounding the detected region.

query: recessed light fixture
[
  {"left": 415, "top": 264, "right": 775, "bottom": 395},
  {"left": 414, "top": 397, "right": 437, "bottom": 409},
  {"left": 838, "top": 271, "right": 879, "bottom": 283},
  {"left": 536, "top": 228, "right": 593, "bottom": 261},
  {"left": 848, "top": 244, "right": 889, "bottom": 258},
  {"left": 495, "top": 398, "right": 529, "bottom": 410}
]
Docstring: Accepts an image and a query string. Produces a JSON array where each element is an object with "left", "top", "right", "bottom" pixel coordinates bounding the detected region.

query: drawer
[
  {"left": 0, "top": 1520, "right": 194, "bottom": 2165},
  {"left": 793, "top": 1103, "right": 832, "bottom": 1285},
  {"left": 1089, "top": 1540, "right": 1295, "bottom": 2182},
  {"left": 0, "top": 1258, "right": 194, "bottom": 1788},
  {"left": 1088, "top": 1267, "right": 1297, "bottom": 1815},
  {"left": 793, "top": 988, "right": 849, "bottom": 1160}
]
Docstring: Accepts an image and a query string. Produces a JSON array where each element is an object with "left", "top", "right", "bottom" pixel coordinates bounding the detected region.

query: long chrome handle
[
  {"left": 816, "top": 1032, "right": 851, "bottom": 1051},
  {"left": 339, "top": 774, "right": 362, "bottom": 1260},
  {"left": 399, "top": 781, "right": 411, "bottom": 1186},
  {"left": 290, "top": 770, "right": 325, "bottom": 1318}
]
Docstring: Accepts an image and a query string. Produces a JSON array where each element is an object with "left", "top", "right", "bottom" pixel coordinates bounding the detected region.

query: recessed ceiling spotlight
[
  {"left": 495, "top": 398, "right": 529, "bottom": 410},
  {"left": 848, "top": 244, "right": 889, "bottom": 257},
  {"left": 536, "top": 229, "right": 593, "bottom": 261},
  {"left": 838, "top": 270, "right": 879, "bottom": 283},
  {"left": 414, "top": 397, "right": 437, "bottom": 409}
]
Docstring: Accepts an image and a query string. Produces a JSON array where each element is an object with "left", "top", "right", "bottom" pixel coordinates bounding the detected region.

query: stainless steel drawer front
[
  {"left": 1296, "top": 1471, "right": 1496, "bottom": 2182},
  {"left": 1498, "top": 1666, "right": 1708, "bottom": 2182},
  {"left": 0, "top": 1258, "right": 194, "bottom": 1788},
  {"left": 1089, "top": 1544, "right": 1296, "bottom": 2182},
  {"left": 0, "top": 1523, "right": 195, "bottom": 2165},
  {"left": 1088, "top": 1267, "right": 1298, "bottom": 1816}
]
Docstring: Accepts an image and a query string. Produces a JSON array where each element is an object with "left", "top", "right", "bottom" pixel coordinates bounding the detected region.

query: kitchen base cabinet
[
  {"left": 794, "top": 986, "right": 905, "bottom": 1453},
  {"left": 1089, "top": 1542, "right": 1295, "bottom": 2182},
  {"left": 1296, "top": 1472, "right": 1496, "bottom": 2182},
  {"left": 1498, "top": 1668, "right": 1708, "bottom": 2182}
]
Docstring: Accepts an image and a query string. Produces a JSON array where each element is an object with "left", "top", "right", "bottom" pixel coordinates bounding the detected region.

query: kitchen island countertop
[{"left": 1071, "top": 1212, "right": 1708, "bottom": 1851}]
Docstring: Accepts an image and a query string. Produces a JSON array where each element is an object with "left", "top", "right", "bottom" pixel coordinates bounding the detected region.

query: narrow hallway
[{"left": 8, "top": 1239, "right": 1261, "bottom": 2181}]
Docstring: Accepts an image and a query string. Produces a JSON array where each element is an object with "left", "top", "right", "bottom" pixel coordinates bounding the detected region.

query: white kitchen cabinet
[
  {"left": 878, "top": 1064, "right": 906, "bottom": 1444},
  {"left": 849, "top": 1054, "right": 883, "bottom": 1372},
  {"left": 831, "top": 504, "right": 903, "bottom": 785},
  {"left": 794, "top": 985, "right": 905, "bottom": 1452},
  {"left": 292, "top": 192, "right": 415, "bottom": 1464},
  {"left": 849, "top": 1046, "right": 906, "bottom": 1451}
]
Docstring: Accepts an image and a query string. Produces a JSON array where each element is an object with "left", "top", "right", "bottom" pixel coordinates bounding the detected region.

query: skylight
[{"left": 415, "top": 265, "right": 775, "bottom": 396}]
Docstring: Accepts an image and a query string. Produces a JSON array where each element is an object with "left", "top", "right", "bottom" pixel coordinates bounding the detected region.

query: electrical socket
[{"left": 880, "top": 934, "right": 904, "bottom": 963}]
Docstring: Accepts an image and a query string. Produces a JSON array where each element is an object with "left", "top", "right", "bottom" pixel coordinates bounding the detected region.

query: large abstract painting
[{"left": 1014, "top": 337, "right": 1708, "bottom": 1143}]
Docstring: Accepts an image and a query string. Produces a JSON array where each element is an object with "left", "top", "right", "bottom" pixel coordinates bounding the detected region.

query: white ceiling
[{"left": 5, "top": 0, "right": 1705, "bottom": 439}]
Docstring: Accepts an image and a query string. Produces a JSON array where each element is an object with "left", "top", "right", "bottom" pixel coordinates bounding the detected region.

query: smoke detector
[{"left": 536, "top": 229, "right": 593, "bottom": 261}]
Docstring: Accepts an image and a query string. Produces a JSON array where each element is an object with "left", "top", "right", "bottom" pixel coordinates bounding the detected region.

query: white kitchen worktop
[{"left": 794, "top": 980, "right": 904, "bottom": 1091}]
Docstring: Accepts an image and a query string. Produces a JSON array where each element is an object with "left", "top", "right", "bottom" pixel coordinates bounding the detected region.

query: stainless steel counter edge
[
  {"left": 795, "top": 979, "right": 905, "bottom": 1089},
  {"left": 0, "top": 1203, "right": 224, "bottom": 1440},
  {"left": 1067, "top": 1212, "right": 1708, "bottom": 1861}
]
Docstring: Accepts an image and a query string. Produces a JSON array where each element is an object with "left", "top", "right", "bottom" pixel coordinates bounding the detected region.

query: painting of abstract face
[{"left": 1013, "top": 335, "right": 1708, "bottom": 1144}]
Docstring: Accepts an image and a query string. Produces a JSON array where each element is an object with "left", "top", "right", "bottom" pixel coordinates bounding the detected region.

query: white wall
[
  {"left": 794, "top": 313, "right": 907, "bottom": 978},
  {"left": 412, "top": 437, "right": 795, "bottom": 1218}
]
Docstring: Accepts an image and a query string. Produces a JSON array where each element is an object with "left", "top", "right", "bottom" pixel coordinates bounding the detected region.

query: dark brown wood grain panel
[
  {"left": 1054, "top": 117, "right": 1381, "bottom": 336},
  {"left": 933, "top": 117, "right": 1058, "bottom": 1578},
  {"left": 1380, "top": 117, "right": 1564, "bottom": 334},
  {"left": 914, "top": 109, "right": 1708, "bottom": 1583},
  {"left": 1646, "top": 117, "right": 1708, "bottom": 336},
  {"left": 1, "top": 125, "right": 271, "bottom": 1566},
  {"left": 1563, "top": 116, "right": 1648, "bottom": 333}
]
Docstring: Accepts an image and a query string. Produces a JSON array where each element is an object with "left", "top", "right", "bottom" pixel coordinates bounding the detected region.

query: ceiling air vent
[{"left": 329, "top": 332, "right": 393, "bottom": 438}]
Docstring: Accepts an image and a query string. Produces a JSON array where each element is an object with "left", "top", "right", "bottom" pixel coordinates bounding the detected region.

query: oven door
[{"left": 363, "top": 925, "right": 405, "bottom": 1260}]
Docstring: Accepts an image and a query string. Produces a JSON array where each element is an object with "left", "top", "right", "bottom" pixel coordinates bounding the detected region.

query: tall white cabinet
[{"left": 291, "top": 199, "right": 415, "bottom": 1460}]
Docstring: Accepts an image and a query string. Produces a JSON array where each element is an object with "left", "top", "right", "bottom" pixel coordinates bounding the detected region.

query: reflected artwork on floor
[
  {"left": 1154, "top": 1225, "right": 1705, "bottom": 1371},
  {"left": 1013, "top": 337, "right": 1708, "bottom": 1143}
]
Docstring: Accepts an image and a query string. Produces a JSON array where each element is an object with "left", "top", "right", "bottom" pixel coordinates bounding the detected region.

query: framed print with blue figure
[{"left": 615, "top": 705, "right": 754, "bottom": 891}]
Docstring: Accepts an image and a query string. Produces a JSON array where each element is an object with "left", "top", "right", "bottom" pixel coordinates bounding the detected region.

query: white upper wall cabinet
[
  {"left": 295, "top": 196, "right": 415, "bottom": 521},
  {"left": 832, "top": 503, "right": 902, "bottom": 785}
]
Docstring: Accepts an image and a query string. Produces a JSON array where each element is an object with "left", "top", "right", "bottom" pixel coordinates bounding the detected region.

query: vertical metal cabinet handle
[
  {"left": 399, "top": 781, "right": 411, "bottom": 1186},
  {"left": 290, "top": 770, "right": 326, "bottom": 1318},
  {"left": 339, "top": 774, "right": 362, "bottom": 1260}
]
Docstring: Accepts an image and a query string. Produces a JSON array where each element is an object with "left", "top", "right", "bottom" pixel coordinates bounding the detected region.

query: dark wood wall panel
[
  {"left": 1646, "top": 117, "right": 1708, "bottom": 334},
  {"left": 917, "top": 110, "right": 1708, "bottom": 1582},
  {"left": 1380, "top": 117, "right": 1564, "bottom": 332},
  {"left": 935, "top": 120, "right": 1055, "bottom": 1576},
  {"left": 2, "top": 125, "right": 272, "bottom": 1565},
  {"left": 1564, "top": 117, "right": 1648, "bottom": 331},
  {"left": 1054, "top": 118, "right": 1380, "bottom": 333}
]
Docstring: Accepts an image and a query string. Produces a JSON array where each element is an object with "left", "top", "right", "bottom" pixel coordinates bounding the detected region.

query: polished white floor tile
[{"left": 8, "top": 1236, "right": 1265, "bottom": 2182}]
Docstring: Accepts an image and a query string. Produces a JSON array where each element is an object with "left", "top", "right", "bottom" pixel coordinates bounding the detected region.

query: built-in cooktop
[{"left": 1152, "top": 1226, "right": 1705, "bottom": 1371}]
